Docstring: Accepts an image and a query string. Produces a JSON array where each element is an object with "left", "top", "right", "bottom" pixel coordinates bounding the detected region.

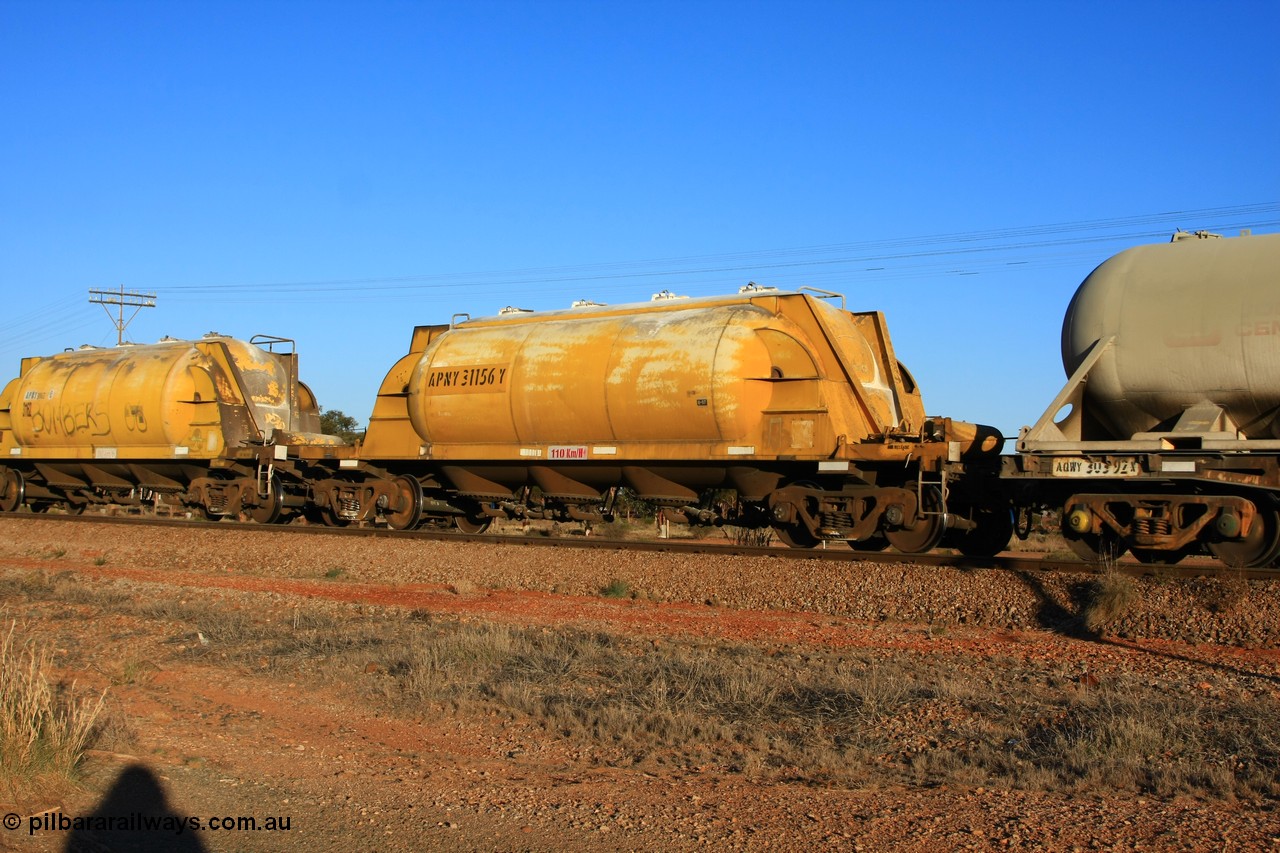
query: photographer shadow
[{"left": 64, "top": 764, "right": 208, "bottom": 853}]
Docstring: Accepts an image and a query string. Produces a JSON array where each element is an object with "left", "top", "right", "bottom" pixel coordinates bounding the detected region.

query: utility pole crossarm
[{"left": 89, "top": 285, "right": 157, "bottom": 345}]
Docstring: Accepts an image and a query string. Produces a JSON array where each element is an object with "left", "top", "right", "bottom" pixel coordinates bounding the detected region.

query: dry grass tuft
[
  {"left": 3, "top": 570, "right": 1278, "bottom": 800},
  {"left": 0, "top": 621, "right": 106, "bottom": 782},
  {"left": 1083, "top": 566, "right": 1138, "bottom": 632},
  {"left": 447, "top": 578, "right": 477, "bottom": 596},
  {"left": 728, "top": 527, "right": 774, "bottom": 547},
  {"left": 600, "top": 579, "right": 631, "bottom": 598}
]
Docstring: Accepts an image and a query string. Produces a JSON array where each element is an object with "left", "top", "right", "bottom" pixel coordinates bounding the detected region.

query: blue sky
[{"left": 2, "top": 0, "right": 1277, "bottom": 439}]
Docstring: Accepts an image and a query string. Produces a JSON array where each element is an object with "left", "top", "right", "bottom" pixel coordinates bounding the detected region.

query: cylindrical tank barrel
[
  {"left": 1061, "top": 232, "right": 1280, "bottom": 440},
  {"left": 7, "top": 336, "right": 300, "bottom": 454},
  {"left": 407, "top": 304, "right": 783, "bottom": 446},
  {"left": 405, "top": 298, "right": 922, "bottom": 450},
  {"left": 12, "top": 342, "right": 210, "bottom": 449}
]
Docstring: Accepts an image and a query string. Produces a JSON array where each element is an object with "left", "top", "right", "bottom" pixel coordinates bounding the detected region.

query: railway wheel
[
  {"left": 1059, "top": 502, "right": 1127, "bottom": 563},
  {"left": 771, "top": 480, "right": 821, "bottom": 549},
  {"left": 385, "top": 476, "right": 424, "bottom": 530},
  {"left": 884, "top": 486, "right": 946, "bottom": 554},
  {"left": 1062, "top": 528, "right": 1124, "bottom": 563},
  {"left": 301, "top": 504, "right": 351, "bottom": 527},
  {"left": 955, "top": 507, "right": 1015, "bottom": 558},
  {"left": 1207, "top": 507, "right": 1280, "bottom": 568},
  {"left": 448, "top": 498, "right": 492, "bottom": 534},
  {"left": 0, "top": 469, "right": 26, "bottom": 513},
  {"left": 775, "top": 522, "right": 819, "bottom": 548},
  {"left": 454, "top": 511, "right": 492, "bottom": 535},
  {"left": 245, "top": 475, "right": 284, "bottom": 524}
]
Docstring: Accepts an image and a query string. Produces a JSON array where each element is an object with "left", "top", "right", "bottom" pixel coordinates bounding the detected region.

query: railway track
[{"left": 5, "top": 510, "right": 1276, "bottom": 582}]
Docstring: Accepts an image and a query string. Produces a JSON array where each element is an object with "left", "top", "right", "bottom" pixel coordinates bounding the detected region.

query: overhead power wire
[{"left": 150, "top": 202, "right": 1279, "bottom": 297}]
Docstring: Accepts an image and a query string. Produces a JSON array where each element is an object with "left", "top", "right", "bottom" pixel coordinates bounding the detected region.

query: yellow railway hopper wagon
[
  {"left": 351, "top": 287, "right": 1008, "bottom": 554},
  {"left": 0, "top": 334, "right": 346, "bottom": 521}
]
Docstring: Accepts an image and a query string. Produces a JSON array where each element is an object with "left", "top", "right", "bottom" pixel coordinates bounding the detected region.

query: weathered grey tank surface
[{"left": 1061, "top": 231, "right": 1280, "bottom": 441}]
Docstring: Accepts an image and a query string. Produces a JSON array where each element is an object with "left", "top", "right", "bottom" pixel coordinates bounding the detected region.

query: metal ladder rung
[
  {"left": 257, "top": 462, "right": 274, "bottom": 498},
  {"left": 916, "top": 469, "right": 949, "bottom": 516}
]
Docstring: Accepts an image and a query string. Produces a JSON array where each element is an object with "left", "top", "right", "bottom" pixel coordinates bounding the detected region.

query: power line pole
[{"left": 89, "top": 285, "right": 156, "bottom": 345}]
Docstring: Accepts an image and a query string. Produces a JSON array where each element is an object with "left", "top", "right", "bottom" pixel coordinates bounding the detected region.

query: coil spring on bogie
[
  {"left": 1133, "top": 517, "right": 1172, "bottom": 536},
  {"left": 822, "top": 511, "right": 855, "bottom": 529},
  {"left": 337, "top": 497, "right": 361, "bottom": 517}
]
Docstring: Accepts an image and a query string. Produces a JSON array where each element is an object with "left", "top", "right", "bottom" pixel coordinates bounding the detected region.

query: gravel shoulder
[{"left": 0, "top": 518, "right": 1277, "bottom": 852}]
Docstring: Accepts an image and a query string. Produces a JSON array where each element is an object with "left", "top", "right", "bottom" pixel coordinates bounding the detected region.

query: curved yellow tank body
[
  {"left": 409, "top": 297, "right": 917, "bottom": 453},
  {"left": 365, "top": 291, "right": 999, "bottom": 464},
  {"left": 1, "top": 335, "right": 327, "bottom": 460},
  {"left": 411, "top": 304, "right": 767, "bottom": 446}
]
